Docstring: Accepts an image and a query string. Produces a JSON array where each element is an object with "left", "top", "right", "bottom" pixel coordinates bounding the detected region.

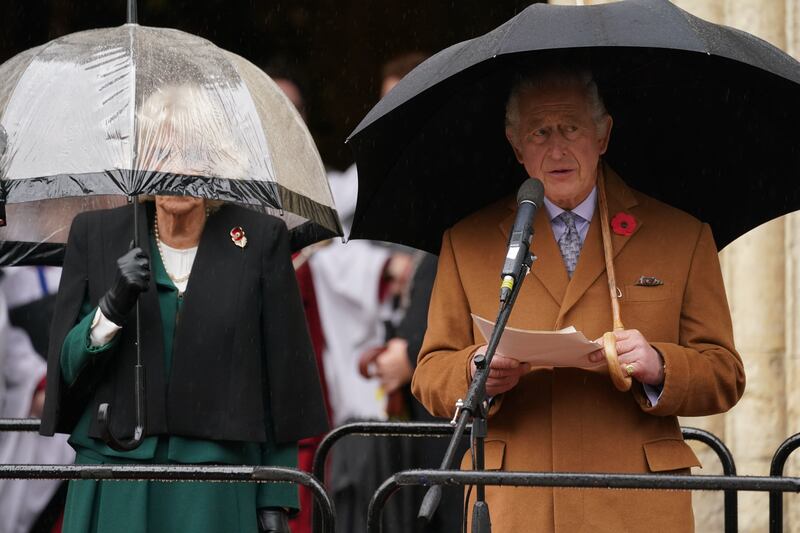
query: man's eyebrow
[{"left": 522, "top": 115, "right": 585, "bottom": 130}]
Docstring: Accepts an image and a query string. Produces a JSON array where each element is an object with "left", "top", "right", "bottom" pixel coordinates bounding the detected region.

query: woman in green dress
[{"left": 40, "top": 86, "right": 329, "bottom": 533}]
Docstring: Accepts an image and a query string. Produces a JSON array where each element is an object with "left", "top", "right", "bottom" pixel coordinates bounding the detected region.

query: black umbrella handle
[
  {"left": 97, "top": 363, "right": 146, "bottom": 451},
  {"left": 96, "top": 198, "right": 146, "bottom": 452},
  {"left": 127, "top": 0, "right": 138, "bottom": 24}
]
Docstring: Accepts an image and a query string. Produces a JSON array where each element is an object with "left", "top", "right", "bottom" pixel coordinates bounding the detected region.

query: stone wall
[{"left": 673, "top": 2, "right": 795, "bottom": 531}]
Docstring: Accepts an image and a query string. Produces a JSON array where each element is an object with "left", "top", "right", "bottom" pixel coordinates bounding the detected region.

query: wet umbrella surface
[
  {"left": 348, "top": 0, "right": 800, "bottom": 253},
  {"left": 0, "top": 23, "right": 341, "bottom": 265}
]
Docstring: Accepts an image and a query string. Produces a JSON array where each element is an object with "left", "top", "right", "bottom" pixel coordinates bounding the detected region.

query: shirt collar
[{"left": 544, "top": 186, "right": 597, "bottom": 223}]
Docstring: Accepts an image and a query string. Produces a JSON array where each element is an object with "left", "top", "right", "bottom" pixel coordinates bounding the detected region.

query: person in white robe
[{"left": 0, "top": 267, "right": 74, "bottom": 533}]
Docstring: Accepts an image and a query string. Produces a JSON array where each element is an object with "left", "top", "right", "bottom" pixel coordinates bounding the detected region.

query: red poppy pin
[
  {"left": 230, "top": 226, "right": 248, "bottom": 248},
  {"left": 610, "top": 212, "right": 636, "bottom": 236}
]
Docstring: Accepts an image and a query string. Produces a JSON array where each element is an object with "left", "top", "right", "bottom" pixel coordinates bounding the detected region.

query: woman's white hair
[
  {"left": 136, "top": 84, "right": 248, "bottom": 181},
  {"left": 505, "top": 66, "right": 609, "bottom": 141}
]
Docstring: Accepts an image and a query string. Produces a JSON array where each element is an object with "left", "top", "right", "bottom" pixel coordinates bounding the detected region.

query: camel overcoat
[{"left": 411, "top": 167, "right": 745, "bottom": 533}]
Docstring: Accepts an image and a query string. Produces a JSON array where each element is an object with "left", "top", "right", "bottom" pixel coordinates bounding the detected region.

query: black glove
[
  {"left": 258, "top": 508, "right": 290, "bottom": 533},
  {"left": 98, "top": 247, "right": 150, "bottom": 325}
]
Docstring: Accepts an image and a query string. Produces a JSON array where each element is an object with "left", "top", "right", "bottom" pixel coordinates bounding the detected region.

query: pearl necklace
[{"left": 153, "top": 213, "right": 192, "bottom": 285}]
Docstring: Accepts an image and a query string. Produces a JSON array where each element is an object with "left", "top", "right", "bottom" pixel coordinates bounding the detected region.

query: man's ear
[
  {"left": 505, "top": 127, "right": 524, "bottom": 164},
  {"left": 597, "top": 115, "right": 613, "bottom": 155}
]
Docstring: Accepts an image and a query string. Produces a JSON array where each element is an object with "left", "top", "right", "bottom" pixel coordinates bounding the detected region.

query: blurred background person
[
  {"left": 307, "top": 51, "right": 430, "bottom": 533},
  {"left": 359, "top": 52, "right": 466, "bottom": 533},
  {"left": 264, "top": 56, "right": 332, "bottom": 533},
  {"left": 0, "top": 266, "right": 74, "bottom": 533},
  {"left": 267, "top": 54, "right": 417, "bottom": 532}
]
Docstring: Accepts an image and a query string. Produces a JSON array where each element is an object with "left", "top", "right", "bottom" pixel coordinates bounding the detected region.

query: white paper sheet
[{"left": 471, "top": 314, "right": 605, "bottom": 368}]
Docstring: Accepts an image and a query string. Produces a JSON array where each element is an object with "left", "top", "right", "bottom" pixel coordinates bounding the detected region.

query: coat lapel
[
  {"left": 173, "top": 205, "right": 247, "bottom": 357},
  {"left": 556, "top": 164, "right": 641, "bottom": 326}
]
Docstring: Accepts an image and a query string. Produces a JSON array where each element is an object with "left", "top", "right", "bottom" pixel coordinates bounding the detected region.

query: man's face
[{"left": 506, "top": 82, "right": 612, "bottom": 210}]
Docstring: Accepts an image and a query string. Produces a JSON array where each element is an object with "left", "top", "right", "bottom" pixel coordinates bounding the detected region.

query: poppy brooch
[
  {"left": 610, "top": 212, "right": 636, "bottom": 236},
  {"left": 230, "top": 226, "right": 248, "bottom": 248}
]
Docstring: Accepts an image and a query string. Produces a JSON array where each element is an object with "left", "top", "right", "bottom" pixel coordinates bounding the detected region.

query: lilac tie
[{"left": 557, "top": 211, "right": 581, "bottom": 278}]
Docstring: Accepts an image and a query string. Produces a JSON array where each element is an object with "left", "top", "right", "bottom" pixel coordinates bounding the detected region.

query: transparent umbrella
[
  {"left": 0, "top": 19, "right": 341, "bottom": 265},
  {"left": 0, "top": 9, "right": 341, "bottom": 450}
]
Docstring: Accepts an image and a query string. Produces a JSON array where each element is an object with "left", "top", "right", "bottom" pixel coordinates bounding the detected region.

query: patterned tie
[{"left": 557, "top": 211, "right": 582, "bottom": 278}]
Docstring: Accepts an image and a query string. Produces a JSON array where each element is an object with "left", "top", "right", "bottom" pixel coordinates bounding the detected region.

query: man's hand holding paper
[
  {"left": 469, "top": 348, "right": 531, "bottom": 396},
  {"left": 471, "top": 314, "right": 604, "bottom": 369}
]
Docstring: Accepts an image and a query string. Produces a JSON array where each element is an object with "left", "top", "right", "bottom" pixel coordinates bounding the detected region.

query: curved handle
[
  {"left": 96, "top": 363, "right": 146, "bottom": 451},
  {"left": 97, "top": 402, "right": 145, "bottom": 451},
  {"left": 603, "top": 331, "right": 631, "bottom": 392}
]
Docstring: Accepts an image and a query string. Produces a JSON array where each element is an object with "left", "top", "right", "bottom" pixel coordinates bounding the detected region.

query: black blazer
[{"left": 40, "top": 202, "right": 328, "bottom": 444}]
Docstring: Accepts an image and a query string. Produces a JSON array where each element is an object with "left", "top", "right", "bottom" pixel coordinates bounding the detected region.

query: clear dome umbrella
[
  {"left": 0, "top": 16, "right": 341, "bottom": 265},
  {"left": 0, "top": 4, "right": 341, "bottom": 450}
]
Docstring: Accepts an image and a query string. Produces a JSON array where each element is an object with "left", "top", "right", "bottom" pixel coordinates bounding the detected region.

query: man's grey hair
[{"left": 505, "top": 66, "right": 609, "bottom": 140}]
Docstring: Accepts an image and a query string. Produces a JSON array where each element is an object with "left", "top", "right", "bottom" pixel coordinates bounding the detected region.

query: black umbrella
[{"left": 348, "top": 0, "right": 800, "bottom": 253}]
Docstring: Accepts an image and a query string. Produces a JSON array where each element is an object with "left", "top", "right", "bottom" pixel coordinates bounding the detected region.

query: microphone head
[{"left": 517, "top": 178, "right": 545, "bottom": 206}]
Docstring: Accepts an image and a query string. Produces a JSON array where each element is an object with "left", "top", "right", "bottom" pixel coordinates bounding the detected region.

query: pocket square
[{"left": 635, "top": 276, "right": 664, "bottom": 287}]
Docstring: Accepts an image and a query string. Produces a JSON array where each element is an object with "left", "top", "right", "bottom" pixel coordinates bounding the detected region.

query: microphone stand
[{"left": 418, "top": 249, "right": 535, "bottom": 533}]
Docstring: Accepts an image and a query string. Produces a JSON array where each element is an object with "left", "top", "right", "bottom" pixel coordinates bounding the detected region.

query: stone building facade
[{"left": 547, "top": 1, "right": 799, "bottom": 530}]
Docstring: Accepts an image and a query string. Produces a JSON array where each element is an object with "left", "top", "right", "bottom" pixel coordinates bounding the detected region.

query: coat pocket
[
  {"left": 624, "top": 284, "right": 672, "bottom": 302},
  {"left": 643, "top": 437, "right": 702, "bottom": 472},
  {"left": 460, "top": 439, "right": 506, "bottom": 471}
]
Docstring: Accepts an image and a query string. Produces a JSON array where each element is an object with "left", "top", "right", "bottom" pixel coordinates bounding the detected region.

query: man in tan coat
[{"left": 411, "top": 67, "right": 746, "bottom": 532}]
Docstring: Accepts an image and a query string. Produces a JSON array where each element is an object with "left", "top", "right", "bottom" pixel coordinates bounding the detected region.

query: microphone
[{"left": 500, "top": 178, "right": 545, "bottom": 303}]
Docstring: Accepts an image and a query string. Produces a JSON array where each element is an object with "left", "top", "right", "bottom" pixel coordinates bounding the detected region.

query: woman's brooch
[{"left": 230, "top": 226, "right": 248, "bottom": 248}]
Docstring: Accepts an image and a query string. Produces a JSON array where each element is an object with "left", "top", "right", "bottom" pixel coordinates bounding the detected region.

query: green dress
[{"left": 61, "top": 238, "right": 298, "bottom": 533}]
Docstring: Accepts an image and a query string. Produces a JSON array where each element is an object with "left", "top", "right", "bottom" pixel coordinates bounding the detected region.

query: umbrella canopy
[
  {"left": 348, "top": 0, "right": 800, "bottom": 254},
  {"left": 0, "top": 23, "right": 341, "bottom": 264}
]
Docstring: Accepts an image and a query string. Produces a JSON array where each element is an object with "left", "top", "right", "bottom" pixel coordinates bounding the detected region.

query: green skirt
[{"left": 63, "top": 447, "right": 277, "bottom": 533}]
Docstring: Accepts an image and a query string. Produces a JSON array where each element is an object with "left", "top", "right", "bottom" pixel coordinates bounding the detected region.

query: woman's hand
[{"left": 98, "top": 247, "right": 151, "bottom": 325}]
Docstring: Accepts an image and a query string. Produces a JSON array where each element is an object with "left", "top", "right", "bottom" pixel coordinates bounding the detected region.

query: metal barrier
[
  {"left": 310, "top": 421, "right": 469, "bottom": 533},
  {"left": 310, "top": 422, "right": 736, "bottom": 533},
  {"left": 311, "top": 421, "right": 470, "bottom": 484},
  {"left": 367, "top": 469, "right": 800, "bottom": 533},
  {"left": 0, "top": 418, "right": 40, "bottom": 431},
  {"left": 0, "top": 418, "right": 336, "bottom": 532},
  {"left": 682, "top": 426, "right": 738, "bottom": 533},
  {"left": 770, "top": 433, "right": 800, "bottom": 533},
  {"left": 0, "top": 464, "right": 335, "bottom": 532},
  {"left": 0, "top": 419, "right": 753, "bottom": 533}
]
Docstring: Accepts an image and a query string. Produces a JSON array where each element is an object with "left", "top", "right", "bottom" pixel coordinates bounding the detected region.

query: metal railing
[
  {"left": 682, "top": 426, "right": 738, "bottom": 533},
  {"left": 0, "top": 419, "right": 336, "bottom": 532},
  {"left": 366, "top": 469, "right": 799, "bottom": 533},
  {"left": 7, "top": 418, "right": 793, "bottom": 533},
  {"left": 0, "top": 418, "right": 40, "bottom": 431},
  {"left": 770, "top": 433, "right": 800, "bottom": 532},
  {"left": 310, "top": 421, "right": 469, "bottom": 533},
  {"left": 310, "top": 422, "right": 737, "bottom": 533}
]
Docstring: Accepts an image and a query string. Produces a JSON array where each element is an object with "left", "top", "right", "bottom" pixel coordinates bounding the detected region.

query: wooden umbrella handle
[
  {"left": 597, "top": 168, "right": 631, "bottom": 391},
  {"left": 603, "top": 331, "right": 631, "bottom": 391}
]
